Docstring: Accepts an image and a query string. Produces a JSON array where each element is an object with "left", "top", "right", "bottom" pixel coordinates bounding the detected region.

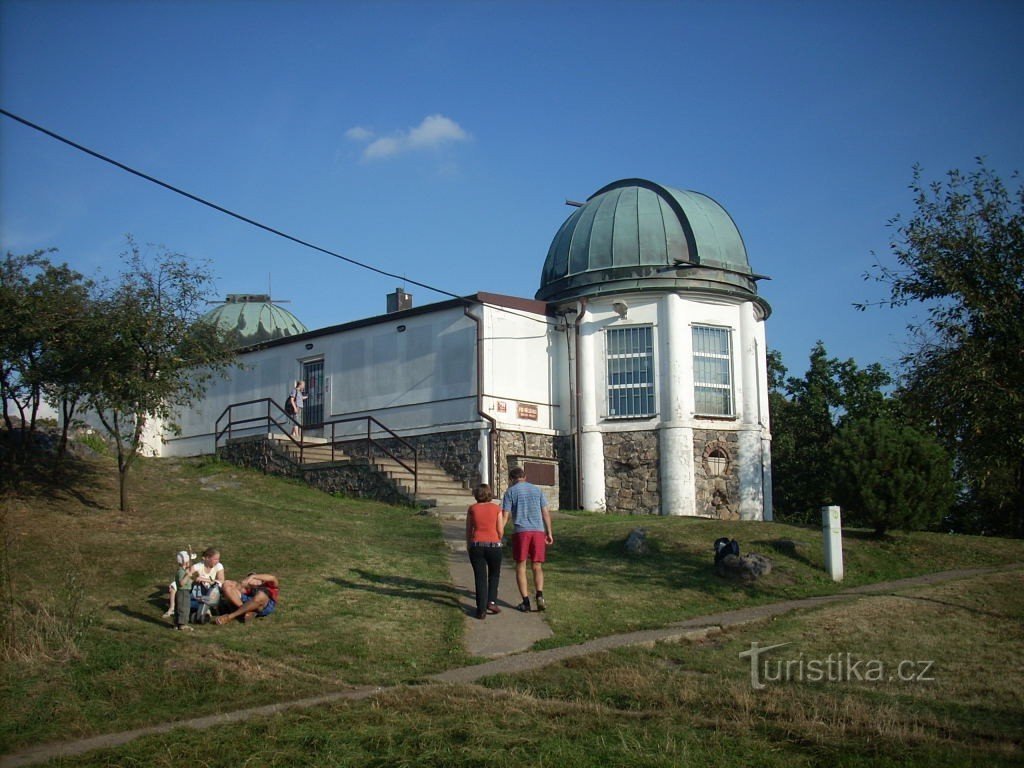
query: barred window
[
  {"left": 693, "top": 325, "right": 734, "bottom": 416},
  {"left": 606, "top": 326, "right": 656, "bottom": 418}
]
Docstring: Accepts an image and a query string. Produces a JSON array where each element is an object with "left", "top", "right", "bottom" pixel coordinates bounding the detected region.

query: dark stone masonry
[
  {"left": 218, "top": 437, "right": 415, "bottom": 506},
  {"left": 603, "top": 430, "right": 660, "bottom": 515},
  {"left": 694, "top": 429, "right": 741, "bottom": 520}
]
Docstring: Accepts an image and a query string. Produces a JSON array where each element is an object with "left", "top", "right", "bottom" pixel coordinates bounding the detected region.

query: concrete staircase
[
  {"left": 267, "top": 434, "right": 474, "bottom": 511},
  {"left": 275, "top": 436, "right": 351, "bottom": 465},
  {"left": 371, "top": 456, "right": 475, "bottom": 510}
]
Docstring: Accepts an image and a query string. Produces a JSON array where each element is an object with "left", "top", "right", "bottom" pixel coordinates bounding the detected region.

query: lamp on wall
[{"left": 612, "top": 301, "right": 629, "bottom": 319}]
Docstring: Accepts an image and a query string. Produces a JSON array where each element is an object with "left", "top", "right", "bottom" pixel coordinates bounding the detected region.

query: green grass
[
  {"left": 42, "top": 571, "right": 1024, "bottom": 767},
  {"left": 0, "top": 455, "right": 467, "bottom": 752},
  {"left": 2, "top": 452, "right": 1022, "bottom": 763},
  {"left": 534, "top": 513, "right": 1024, "bottom": 647}
]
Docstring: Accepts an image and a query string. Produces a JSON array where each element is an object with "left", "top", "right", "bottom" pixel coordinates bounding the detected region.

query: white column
[
  {"left": 577, "top": 306, "right": 606, "bottom": 512},
  {"left": 756, "top": 318, "right": 773, "bottom": 521},
  {"left": 737, "top": 302, "right": 764, "bottom": 520},
  {"left": 659, "top": 293, "right": 696, "bottom": 516},
  {"left": 477, "top": 430, "right": 491, "bottom": 485},
  {"left": 822, "top": 505, "right": 844, "bottom": 581}
]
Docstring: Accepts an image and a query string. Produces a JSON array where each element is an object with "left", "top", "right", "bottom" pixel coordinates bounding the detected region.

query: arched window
[{"left": 706, "top": 447, "right": 728, "bottom": 477}]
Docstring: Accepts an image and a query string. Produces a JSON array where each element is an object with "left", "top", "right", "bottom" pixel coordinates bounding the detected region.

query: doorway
[{"left": 302, "top": 359, "right": 324, "bottom": 427}]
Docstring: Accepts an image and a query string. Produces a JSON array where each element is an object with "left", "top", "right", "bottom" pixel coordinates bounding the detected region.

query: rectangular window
[
  {"left": 692, "top": 325, "right": 734, "bottom": 416},
  {"left": 606, "top": 326, "right": 656, "bottom": 418}
]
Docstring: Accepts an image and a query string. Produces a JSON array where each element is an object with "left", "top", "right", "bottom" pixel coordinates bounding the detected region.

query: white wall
[
  {"left": 160, "top": 304, "right": 481, "bottom": 456},
  {"left": 480, "top": 303, "right": 565, "bottom": 433},
  {"left": 159, "top": 300, "right": 566, "bottom": 457},
  {"left": 575, "top": 291, "right": 769, "bottom": 518}
]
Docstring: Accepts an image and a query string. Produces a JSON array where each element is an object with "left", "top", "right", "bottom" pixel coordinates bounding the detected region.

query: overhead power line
[{"left": 0, "top": 107, "right": 557, "bottom": 327}]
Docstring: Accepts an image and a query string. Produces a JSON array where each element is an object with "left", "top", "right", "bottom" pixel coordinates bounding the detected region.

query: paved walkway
[
  {"left": 438, "top": 513, "right": 553, "bottom": 657},
  {"left": 1, "top": 560, "right": 1010, "bottom": 768}
]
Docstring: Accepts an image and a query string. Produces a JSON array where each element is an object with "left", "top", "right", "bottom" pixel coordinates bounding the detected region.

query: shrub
[{"left": 832, "top": 415, "right": 955, "bottom": 536}]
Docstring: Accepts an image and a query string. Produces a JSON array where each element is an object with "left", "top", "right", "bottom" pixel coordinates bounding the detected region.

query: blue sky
[{"left": 2, "top": 0, "right": 1022, "bottom": 378}]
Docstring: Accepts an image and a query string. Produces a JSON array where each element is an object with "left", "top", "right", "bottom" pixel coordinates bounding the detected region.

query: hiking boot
[{"left": 536, "top": 594, "right": 546, "bottom": 611}]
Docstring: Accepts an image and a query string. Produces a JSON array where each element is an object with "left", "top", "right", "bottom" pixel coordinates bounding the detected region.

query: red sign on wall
[{"left": 517, "top": 403, "right": 538, "bottom": 421}]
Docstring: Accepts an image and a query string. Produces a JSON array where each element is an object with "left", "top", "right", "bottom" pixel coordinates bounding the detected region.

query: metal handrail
[{"left": 214, "top": 398, "right": 419, "bottom": 498}]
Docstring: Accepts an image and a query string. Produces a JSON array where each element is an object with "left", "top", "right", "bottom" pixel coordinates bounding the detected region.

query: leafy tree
[
  {"left": 864, "top": 160, "right": 1024, "bottom": 535},
  {"left": 87, "top": 238, "right": 236, "bottom": 511},
  {"left": 832, "top": 415, "right": 955, "bottom": 536},
  {"left": 0, "top": 250, "right": 94, "bottom": 465},
  {"left": 769, "top": 342, "right": 892, "bottom": 521}
]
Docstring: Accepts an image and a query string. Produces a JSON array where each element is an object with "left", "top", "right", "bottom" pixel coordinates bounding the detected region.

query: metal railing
[{"left": 214, "top": 398, "right": 419, "bottom": 498}]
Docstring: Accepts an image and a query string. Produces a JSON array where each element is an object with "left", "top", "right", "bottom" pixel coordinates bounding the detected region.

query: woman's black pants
[{"left": 468, "top": 545, "right": 502, "bottom": 615}]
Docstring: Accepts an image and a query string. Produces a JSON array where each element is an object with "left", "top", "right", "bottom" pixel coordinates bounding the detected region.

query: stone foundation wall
[
  {"left": 218, "top": 438, "right": 302, "bottom": 479},
  {"left": 496, "top": 429, "right": 559, "bottom": 510},
  {"left": 554, "top": 434, "right": 577, "bottom": 510},
  {"left": 218, "top": 438, "right": 414, "bottom": 506},
  {"left": 603, "top": 430, "right": 660, "bottom": 515},
  {"left": 693, "top": 429, "right": 741, "bottom": 519}
]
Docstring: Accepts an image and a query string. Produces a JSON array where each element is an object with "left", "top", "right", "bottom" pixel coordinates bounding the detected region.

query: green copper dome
[
  {"left": 203, "top": 294, "right": 308, "bottom": 346},
  {"left": 537, "top": 179, "right": 769, "bottom": 312}
]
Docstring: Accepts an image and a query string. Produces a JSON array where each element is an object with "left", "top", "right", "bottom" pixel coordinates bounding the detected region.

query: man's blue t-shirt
[{"left": 501, "top": 481, "right": 549, "bottom": 532}]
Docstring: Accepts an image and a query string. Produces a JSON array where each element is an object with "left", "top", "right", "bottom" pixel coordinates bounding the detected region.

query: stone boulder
[
  {"left": 624, "top": 527, "right": 648, "bottom": 556},
  {"left": 715, "top": 552, "right": 773, "bottom": 581}
]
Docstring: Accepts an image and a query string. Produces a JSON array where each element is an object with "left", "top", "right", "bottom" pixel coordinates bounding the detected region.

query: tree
[
  {"left": 769, "top": 342, "right": 893, "bottom": 522},
  {"left": 87, "top": 239, "right": 237, "bottom": 511},
  {"left": 832, "top": 415, "right": 955, "bottom": 536},
  {"left": 863, "top": 160, "right": 1024, "bottom": 535},
  {"left": 0, "top": 250, "right": 94, "bottom": 466}
]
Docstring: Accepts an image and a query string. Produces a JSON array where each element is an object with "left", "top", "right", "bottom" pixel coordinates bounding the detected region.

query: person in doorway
[
  {"left": 501, "top": 466, "right": 553, "bottom": 612},
  {"left": 465, "top": 484, "right": 507, "bottom": 620},
  {"left": 287, "top": 380, "right": 306, "bottom": 439},
  {"left": 215, "top": 572, "right": 279, "bottom": 624}
]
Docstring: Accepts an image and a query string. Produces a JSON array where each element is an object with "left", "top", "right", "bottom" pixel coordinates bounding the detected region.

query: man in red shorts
[{"left": 501, "top": 467, "right": 553, "bottom": 612}]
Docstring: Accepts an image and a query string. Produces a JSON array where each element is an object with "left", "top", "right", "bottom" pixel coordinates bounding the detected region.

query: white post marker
[{"left": 822, "top": 505, "right": 844, "bottom": 581}]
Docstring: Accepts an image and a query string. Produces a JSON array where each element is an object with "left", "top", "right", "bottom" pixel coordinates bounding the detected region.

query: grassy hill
[{"left": 2, "top": 453, "right": 1022, "bottom": 765}]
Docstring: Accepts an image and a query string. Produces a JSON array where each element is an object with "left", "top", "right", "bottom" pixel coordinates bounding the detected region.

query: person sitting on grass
[{"left": 214, "top": 572, "right": 279, "bottom": 624}]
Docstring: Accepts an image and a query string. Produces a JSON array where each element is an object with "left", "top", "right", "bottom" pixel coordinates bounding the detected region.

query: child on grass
[{"left": 172, "top": 551, "right": 194, "bottom": 631}]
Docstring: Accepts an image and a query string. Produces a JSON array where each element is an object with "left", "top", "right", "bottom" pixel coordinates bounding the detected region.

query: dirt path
[{"left": 1, "top": 565, "right": 1008, "bottom": 768}]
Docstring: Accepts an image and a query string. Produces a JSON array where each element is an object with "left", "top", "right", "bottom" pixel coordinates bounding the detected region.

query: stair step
[{"left": 266, "top": 437, "right": 475, "bottom": 506}]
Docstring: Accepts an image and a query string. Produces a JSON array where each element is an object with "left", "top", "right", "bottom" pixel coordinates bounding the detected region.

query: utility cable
[{"left": 0, "top": 107, "right": 558, "bottom": 327}]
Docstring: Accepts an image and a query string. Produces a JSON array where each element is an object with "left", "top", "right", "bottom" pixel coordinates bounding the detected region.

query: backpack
[
  {"left": 713, "top": 537, "right": 740, "bottom": 564},
  {"left": 192, "top": 602, "right": 212, "bottom": 624}
]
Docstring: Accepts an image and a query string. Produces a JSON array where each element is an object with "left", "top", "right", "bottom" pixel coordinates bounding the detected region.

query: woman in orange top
[{"left": 465, "top": 484, "right": 507, "bottom": 620}]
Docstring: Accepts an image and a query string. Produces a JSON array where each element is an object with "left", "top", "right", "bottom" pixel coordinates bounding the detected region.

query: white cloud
[
  {"left": 364, "top": 136, "right": 402, "bottom": 159},
  {"left": 345, "top": 126, "right": 375, "bottom": 142},
  {"left": 407, "top": 114, "right": 469, "bottom": 148},
  {"left": 353, "top": 114, "right": 470, "bottom": 161}
]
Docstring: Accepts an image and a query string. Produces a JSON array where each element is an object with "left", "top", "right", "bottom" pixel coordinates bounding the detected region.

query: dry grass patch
[{"left": 479, "top": 570, "right": 1024, "bottom": 765}]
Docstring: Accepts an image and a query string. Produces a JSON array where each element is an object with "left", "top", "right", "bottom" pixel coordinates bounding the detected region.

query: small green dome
[
  {"left": 537, "top": 179, "right": 768, "bottom": 312},
  {"left": 203, "top": 294, "right": 307, "bottom": 345}
]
